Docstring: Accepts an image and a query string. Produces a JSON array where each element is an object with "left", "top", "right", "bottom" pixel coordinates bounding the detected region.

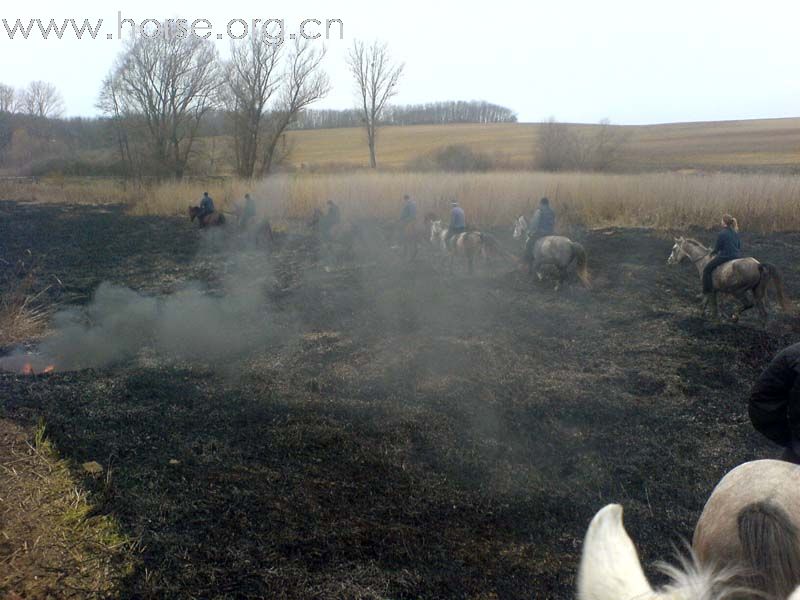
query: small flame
[{"left": 43, "top": 365, "right": 55, "bottom": 374}]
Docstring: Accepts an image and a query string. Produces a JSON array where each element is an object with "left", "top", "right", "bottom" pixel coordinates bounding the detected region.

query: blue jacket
[
  {"left": 713, "top": 227, "right": 741, "bottom": 259},
  {"left": 401, "top": 200, "right": 417, "bottom": 221},
  {"left": 200, "top": 195, "right": 214, "bottom": 212},
  {"left": 529, "top": 206, "right": 555, "bottom": 236},
  {"left": 450, "top": 206, "right": 465, "bottom": 229}
]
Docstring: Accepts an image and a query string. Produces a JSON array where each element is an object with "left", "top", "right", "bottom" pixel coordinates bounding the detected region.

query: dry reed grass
[{"left": 2, "top": 171, "right": 800, "bottom": 233}]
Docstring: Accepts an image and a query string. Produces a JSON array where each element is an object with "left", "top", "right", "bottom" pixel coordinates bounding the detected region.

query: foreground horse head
[
  {"left": 579, "top": 460, "right": 800, "bottom": 600},
  {"left": 579, "top": 504, "right": 742, "bottom": 600}
]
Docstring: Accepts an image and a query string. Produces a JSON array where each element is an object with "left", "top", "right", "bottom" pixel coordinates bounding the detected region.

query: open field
[
  {"left": 4, "top": 170, "right": 800, "bottom": 234},
  {"left": 2, "top": 200, "right": 800, "bottom": 597},
  {"left": 279, "top": 118, "right": 800, "bottom": 172}
]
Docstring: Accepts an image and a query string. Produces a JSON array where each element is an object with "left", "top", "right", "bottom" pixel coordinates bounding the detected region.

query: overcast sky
[{"left": 2, "top": 0, "right": 799, "bottom": 124}]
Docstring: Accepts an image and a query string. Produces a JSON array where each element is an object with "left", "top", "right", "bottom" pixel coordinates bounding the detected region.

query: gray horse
[
  {"left": 513, "top": 216, "right": 590, "bottom": 289},
  {"left": 667, "top": 236, "right": 789, "bottom": 322},
  {"left": 531, "top": 236, "right": 591, "bottom": 289}
]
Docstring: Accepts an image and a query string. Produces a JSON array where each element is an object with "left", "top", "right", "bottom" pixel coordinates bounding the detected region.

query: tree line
[{"left": 292, "top": 101, "right": 517, "bottom": 130}]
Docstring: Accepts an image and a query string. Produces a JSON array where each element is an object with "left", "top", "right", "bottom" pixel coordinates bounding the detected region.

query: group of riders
[{"left": 190, "top": 189, "right": 799, "bottom": 464}]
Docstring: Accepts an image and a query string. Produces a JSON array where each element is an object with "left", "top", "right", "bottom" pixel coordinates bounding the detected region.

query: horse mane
[
  {"left": 654, "top": 553, "right": 748, "bottom": 600},
  {"left": 682, "top": 238, "right": 709, "bottom": 251}
]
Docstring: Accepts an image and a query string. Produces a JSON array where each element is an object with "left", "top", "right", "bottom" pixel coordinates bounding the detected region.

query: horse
[
  {"left": 667, "top": 237, "right": 790, "bottom": 323},
  {"left": 512, "top": 215, "right": 590, "bottom": 289},
  {"left": 578, "top": 460, "right": 800, "bottom": 600},
  {"left": 392, "top": 214, "right": 434, "bottom": 261},
  {"left": 188, "top": 206, "right": 226, "bottom": 228},
  {"left": 309, "top": 209, "right": 361, "bottom": 258},
  {"left": 429, "top": 220, "right": 484, "bottom": 274}
]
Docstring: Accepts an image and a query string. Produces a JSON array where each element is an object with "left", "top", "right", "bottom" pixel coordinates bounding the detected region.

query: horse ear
[{"left": 577, "top": 504, "right": 653, "bottom": 600}]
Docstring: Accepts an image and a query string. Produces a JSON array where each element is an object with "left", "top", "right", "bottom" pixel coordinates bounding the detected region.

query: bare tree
[
  {"left": 346, "top": 40, "right": 403, "bottom": 168},
  {"left": 536, "top": 117, "right": 578, "bottom": 171},
  {"left": 536, "top": 117, "right": 629, "bottom": 172},
  {"left": 225, "top": 29, "right": 283, "bottom": 178},
  {"left": 106, "top": 26, "right": 222, "bottom": 178},
  {"left": 259, "top": 39, "right": 330, "bottom": 176},
  {"left": 19, "top": 81, "right": 64, "bottom": 118},
  {"left": 97, "top": 75, "right": 134, "bottom": 175},
  {"left": 587, "top": 119, "right": 629, "bottom": 171},
  {"left": 0, "top": 83, "right": 16, "bottom": 113}
]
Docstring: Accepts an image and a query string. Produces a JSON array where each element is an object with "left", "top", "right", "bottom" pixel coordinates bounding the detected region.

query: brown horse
[
  {"left": 579, "top": 460, "right": 800, "bottom": 600},
  {"left": 429, "top": 220, "right": 484, "bottom": 274},
  {"left": 188, "top": 206, "right": 226, "bottom": 228}
]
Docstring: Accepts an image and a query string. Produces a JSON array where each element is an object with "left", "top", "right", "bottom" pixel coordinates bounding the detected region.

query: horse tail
[
  {"left": 758, "top": 263, "right": 791, "bottom": 311},
  {"left": 573, "top": 242, "right": 591, "bottom": 288},
  {"left": 737, "top": 501, "right": 800, "bottom": 599}
]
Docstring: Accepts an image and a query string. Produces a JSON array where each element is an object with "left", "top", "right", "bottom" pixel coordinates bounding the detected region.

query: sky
[{"left": 1, "top": 0, "right": 799, "bottom": 125}]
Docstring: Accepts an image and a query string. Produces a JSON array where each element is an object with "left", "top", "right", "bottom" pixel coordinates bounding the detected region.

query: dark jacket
[
  {"left": 712, "top": 227, "right": 741, "bottom": 259},
  {"left": 529, "top": 206, "right": 555, "bottom": 236},
  {"left": 749, "top": 343, "right": 800, "bottom": 451}
]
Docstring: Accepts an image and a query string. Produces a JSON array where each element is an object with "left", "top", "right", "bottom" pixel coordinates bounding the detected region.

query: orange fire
[{"left": 18, "top": 363, "right": 56, "bottom": 375}]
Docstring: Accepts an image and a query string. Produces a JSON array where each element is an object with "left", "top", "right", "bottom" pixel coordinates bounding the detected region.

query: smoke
[{"left": 0, "top": 249, "right": 286, "bottom": 372}]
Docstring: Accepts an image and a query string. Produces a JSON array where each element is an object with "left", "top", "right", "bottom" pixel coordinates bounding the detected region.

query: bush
[{"left": 409, "top": 144, "right": 494, "bottom": 172}]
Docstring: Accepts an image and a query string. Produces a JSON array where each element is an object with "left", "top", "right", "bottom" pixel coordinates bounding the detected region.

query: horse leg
[
  {"left": 709, "top": 292, "right": 720, "bottom": 321},
  {"left": 731, "top": 291, "right": 755, "bottom": 322},
  {"left": 554, "top": 267, "right": 566, "bottom": 291}
]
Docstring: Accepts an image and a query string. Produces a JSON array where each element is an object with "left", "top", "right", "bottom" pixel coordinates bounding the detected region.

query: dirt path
[{"left": 2, "top": 201, "right": 799, "bottom": 598}]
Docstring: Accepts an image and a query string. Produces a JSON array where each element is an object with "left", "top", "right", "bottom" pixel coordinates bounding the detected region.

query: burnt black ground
[{"left": 2, "top": 200, "right": 800, "bottom": 599}]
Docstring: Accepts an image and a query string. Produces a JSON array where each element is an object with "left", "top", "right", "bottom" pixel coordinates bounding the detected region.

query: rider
[
  {"left": 239, "top": 193, "right": 256, "bottom": 228},
  {"left": 322, "top": 199, "right": 340, "bottom": 239},
  {"left": 526, "top": 197, "right": 555, "bottom": 260},
  {"left": 446, "top": 201, "right": 466, "bottom": 246},
  {"left": 702, "top": 214, "right": 741, "bottom": 302},
  {"left": 749, "top": 342, "right": 800, "bottom": 464},
  {"left": 198, "top": 192, "right": 215, "bottom": 224},
  {"left": 400, "top": 194, "right": 417, "bottom": 224}
]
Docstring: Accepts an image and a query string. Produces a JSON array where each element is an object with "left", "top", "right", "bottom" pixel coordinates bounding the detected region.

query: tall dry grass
[{"left": 3, "top": 171, "right": 800, "bottom": 233}]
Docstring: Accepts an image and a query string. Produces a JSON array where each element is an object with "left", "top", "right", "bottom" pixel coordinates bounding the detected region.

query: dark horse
[{"left": 188, "top": 206, "right": 226, "bottom": 228}]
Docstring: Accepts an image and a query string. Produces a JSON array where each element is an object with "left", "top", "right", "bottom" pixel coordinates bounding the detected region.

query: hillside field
[{"left": 278, "top": 118, "right": 800, "bottom": 172}]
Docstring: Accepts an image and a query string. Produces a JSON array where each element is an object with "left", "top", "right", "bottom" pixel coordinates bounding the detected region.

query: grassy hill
[{"left": 280, "top": 118, "right": 800, "bottom": 173}]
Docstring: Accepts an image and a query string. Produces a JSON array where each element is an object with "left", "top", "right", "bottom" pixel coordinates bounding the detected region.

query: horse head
[
  {"left": 667, "top": 237, "right": 689, "bottom": 265},
  {"left": 513, "top": 216, "right": 527, "bottom": 239},
  {"left": 430, "top": 220, "right": 444, "bottom": 243},
  {"left": 579, "top": 504, "right": 734, "bottom": 600},
  {"left": 188, "top": 206, "right": 199, "bottom": 222}
]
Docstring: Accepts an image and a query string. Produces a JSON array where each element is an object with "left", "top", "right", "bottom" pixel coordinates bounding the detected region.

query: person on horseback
[
  {"left": 526, "top": 197, "right": 555, "bottom": 261},
  {"left": 400, "top": 194, "right": 417, "bottom": 224},
  {"left": 702, "top": 214, "right": 741, "bottom": 303},
  {"left": 446, "top": 201, "right": 466, "bottom": 247},
  {"left": 321, "top": 199, "right": 340, "bottom": 239},
  {"left": 197, "top": 192, "right": 215, "bottom": 226},
  {"left": 749, "top": 342, "right": 800, "bottom": 464},
  {"left": 239, "top": 193, "right": 256, "bottom": 229}
]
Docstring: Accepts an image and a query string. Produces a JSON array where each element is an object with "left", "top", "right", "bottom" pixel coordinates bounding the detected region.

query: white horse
[{"left": 579, "top": 460, "right": 800, "bottom": 600}]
